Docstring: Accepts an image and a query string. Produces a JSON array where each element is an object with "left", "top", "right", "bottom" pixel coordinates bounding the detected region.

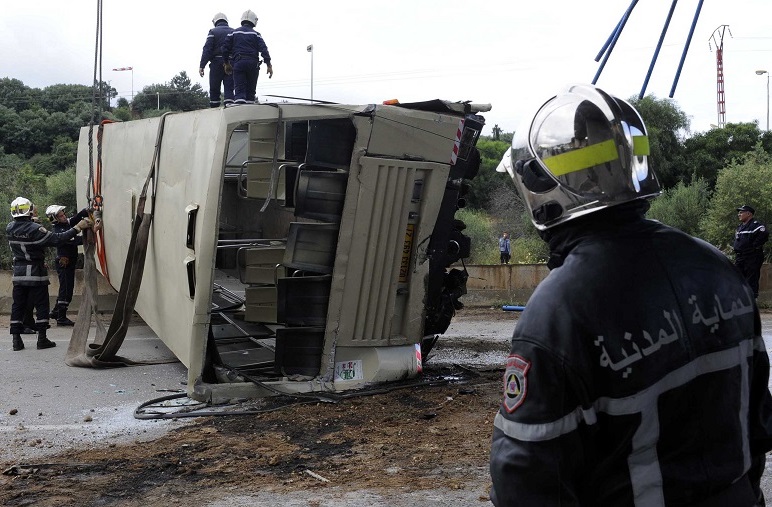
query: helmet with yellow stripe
[
  {"left": 499, "top": 84, "right": 660, "bottom": 230},
  {"left": 10, "top": 196, "right": 33, "bottom": 218}
]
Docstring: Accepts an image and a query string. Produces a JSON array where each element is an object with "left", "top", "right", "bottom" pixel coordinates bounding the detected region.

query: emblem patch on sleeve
[{"left": 503, "top": 354, "right": 531, "bottom": 413}]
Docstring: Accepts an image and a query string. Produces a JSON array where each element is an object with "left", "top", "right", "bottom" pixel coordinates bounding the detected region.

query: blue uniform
[
  {"left": 734, "top": 217, "right": 769, "bottom": 297},
  {"left": 222, "top": 24, "right": 272, "bottom": 104},
  {"left": 200, "top": 20, "right": 234, "bottom": 107}
]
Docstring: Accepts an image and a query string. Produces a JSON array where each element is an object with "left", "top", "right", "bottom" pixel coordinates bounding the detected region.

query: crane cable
[{"left": 67, "top": 0, "right": 172, "bottom": 368}]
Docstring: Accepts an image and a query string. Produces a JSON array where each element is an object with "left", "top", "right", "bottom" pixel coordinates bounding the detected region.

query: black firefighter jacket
[
  {"left": 734, "top": 218, "right": 769, "bottom": 258},
  {"left": 490, "top": 204, "right": 772, "bottom": 506},
  {"left": 6, "top": 217, "right": 80, "bottom": 286},
  {"left": 51, "top": 208, "right": 88, "bottom": 263}
]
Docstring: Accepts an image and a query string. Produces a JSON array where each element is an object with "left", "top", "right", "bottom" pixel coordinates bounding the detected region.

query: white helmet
[
  {"left": 10, "top": 197, "right": 33, "bottom": 218},
  {"left": 500, "top": 84, "right": 660, "bottom": 230},
  {"left": 46, "top": 204, "right": 66, "bottom": 221},
  {"left": 212, "top": 12, "right": 228, "bottom": 25},
  {"left": 241, "top": 10, "right": 258, "bottom": 26}
]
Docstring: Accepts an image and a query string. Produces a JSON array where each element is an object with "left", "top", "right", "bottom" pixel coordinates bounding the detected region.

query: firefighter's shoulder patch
[
  {"left": 38, "top": 226, "right": 47, "bottom": 233},
  {"left": 503, "top": 354, "right": 531, "bottom": 413}
]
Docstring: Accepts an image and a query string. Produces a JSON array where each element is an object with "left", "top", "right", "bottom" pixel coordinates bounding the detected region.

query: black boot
[
  {"left": 12, "top": 334, "right": 24, "bottom": 351},
  {"left": 49, "top": 305, "right": 59, "bottom": 320},
  {"left": 36, "top": 329, "right": 56, "bottom": 350},
  {"left": 56, "top": 305, "right": 74, "bottom": 326}
]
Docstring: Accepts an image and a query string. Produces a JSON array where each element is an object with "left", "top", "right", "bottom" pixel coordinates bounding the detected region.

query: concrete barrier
[
  {"left": 461, "top": 263, "right": 772, "bottom": 308},
  {"left": 0, "top": 270, "right": 118, "bottom": 314}
]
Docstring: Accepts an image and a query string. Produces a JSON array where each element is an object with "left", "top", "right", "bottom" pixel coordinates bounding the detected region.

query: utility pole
[{"left": 708, "top": 25, "right": 731, "bottom": 128}]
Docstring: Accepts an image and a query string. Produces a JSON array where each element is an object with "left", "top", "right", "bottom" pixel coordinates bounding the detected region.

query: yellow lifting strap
[{"left": 542, "top": 135, "right": 650, "bottom": 177}]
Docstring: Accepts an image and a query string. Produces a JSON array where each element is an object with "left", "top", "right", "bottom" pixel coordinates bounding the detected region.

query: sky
[{"left": 2, "top": 0, "right": 772, "bottom": 136}]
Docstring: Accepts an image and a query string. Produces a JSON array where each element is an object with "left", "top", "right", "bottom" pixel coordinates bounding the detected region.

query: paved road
[{"left": 0, "top": 319, "right": 191, "bottom": 463}]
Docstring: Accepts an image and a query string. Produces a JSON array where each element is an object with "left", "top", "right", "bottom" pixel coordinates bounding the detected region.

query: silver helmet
[
  {"left": 212, "top": 12, "right": 228, "bottom": 25},
  {"left": 499, "top": 84, "right": 660, "bottom": 230},
  {"left": 45, "top": 204, "right": 66, "bottom": 221},
  {"left": 10, "top": 196, "right": 33, "bottom": 218},
  {"left": 241, "top": 10, "right": 258, "bottom": 26}
]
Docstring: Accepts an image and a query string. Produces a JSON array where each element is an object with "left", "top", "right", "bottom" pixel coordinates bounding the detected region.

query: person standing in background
[
  {"left": 498, "top": 232, "right": 511, "bottom": 264},
  {"left": 46, "top": 204, "right": 90, "bottom": 326},
  {"left": 734, "top": 204, "right": 769, "bottom": 298}
]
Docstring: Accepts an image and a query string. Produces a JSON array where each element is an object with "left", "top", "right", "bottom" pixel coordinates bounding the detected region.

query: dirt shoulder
[{"left": 0, "top": 308, "right": 508, "bottom": 506}]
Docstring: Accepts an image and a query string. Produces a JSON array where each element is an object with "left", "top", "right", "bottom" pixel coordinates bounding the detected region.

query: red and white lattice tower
[{"left": 709, "top": 25, "right": 731, "bottom": 128}]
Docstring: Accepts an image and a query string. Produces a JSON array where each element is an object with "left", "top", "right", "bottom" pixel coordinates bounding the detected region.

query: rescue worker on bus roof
[
  {"left": 221, "top": 9, "right": 273, "bottom": 105},
  {"left": 199, "top": 12, "right": 234, "bottom": 108},
  {"left": 6, "top": 197, "right": 92, "bottom": 351},
  {"left": 489, "top": 84, "right": 772, "bottom": 506},
  {"left": 45, "top": 204, "right": 90, "bottom": 326}
]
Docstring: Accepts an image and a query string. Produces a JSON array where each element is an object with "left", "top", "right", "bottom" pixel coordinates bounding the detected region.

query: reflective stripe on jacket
[
  {"left": 222, "top": 25, "right": 271, "bottom": 65},
  {"left": 6, "top": 218, "right": 79, "bottom": 286}
]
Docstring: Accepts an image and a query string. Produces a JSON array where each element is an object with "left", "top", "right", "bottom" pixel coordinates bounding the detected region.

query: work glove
[
  {"left": 74, "top": 218, "right": 93, "bottom": 232},
  {"left": 266, "top": 64, "right": 273, "bottom": 79},
  {"left": 224, "top": 63, "right": 233, "bottom": 75},
  {"left": 199, "top": 67, "right": 205, "bottom": 78},
  {"left": 58, "top": 257, "right": 70, "bottom": 268}
]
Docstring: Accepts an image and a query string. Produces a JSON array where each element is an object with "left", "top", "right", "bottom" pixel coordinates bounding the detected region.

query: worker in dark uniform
[
  {"left": 734, "top": 204, "right": 769, "bottom": 298},
  {"left": 199, "top": 12, "right": 234, "bottom": 108},
  {"left": 6, "top": 197, "right": 92, "bottom": 351},
  {"left": 221, "top": 9, "right": 273, "bottom": 105},
  {"left": 490, "top": 84, "right": 772, "bottom": 506},
  {"left": 45, "top": 204, "right": 90, "bottom": 326}
]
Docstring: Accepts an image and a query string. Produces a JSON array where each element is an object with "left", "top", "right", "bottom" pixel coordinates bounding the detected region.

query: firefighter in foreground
[
  {"left": 490, "top": 84, "right": 772, "bottom": 505},
  {"left": 45, "top": 204, "right": 90, "bottom": 326},
  {"left": 6, "top": 197, "right": 92, "bottom": 351}
]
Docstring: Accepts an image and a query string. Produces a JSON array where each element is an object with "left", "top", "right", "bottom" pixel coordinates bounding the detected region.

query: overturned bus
[{"left": 75, "top": 100, "right": 486, "bottom": 402}]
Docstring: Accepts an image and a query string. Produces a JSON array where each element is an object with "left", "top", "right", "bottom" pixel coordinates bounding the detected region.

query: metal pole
[
  {"left": 307, "top": 44, "right": 314, "bottom": 103},
  {"left": 757, "top": 70, "right": 769, "bottom": 131},
  {"left": 131, "top": 68, "right": 134, "bottom": 101},
  {"left": 157, "top": 92, "right": 160, "bottom": 110}
]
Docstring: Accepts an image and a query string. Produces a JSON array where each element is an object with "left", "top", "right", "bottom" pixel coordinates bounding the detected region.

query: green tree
[
  {"left": 486, "top": 182, "right": 549, "bottom": 263},
  {"left": 455, "top": 208, "right": 498, "bottom": 264},
  {"left": 646, "top": 178, "right": 711, "bottom": 236},
  {"left": 467, "top": 137, "right": 510, "bottom": 210},
  {"left": 0, "top": 77, "right": 36, "bottom": 112},
  {"left": 681, "top": 122, "right": 765, "bottom": 189},
  {"left": 45, "top": 167, "right": 78, "bottom": 211},
  {"left": 699, "top": 145, "right": 772, "bottom": 257},
  {"left": 132, "top": 71, "right": 207, "bottom": 114},
  {"left": 628, "top": 95, "right": 689, "bottom": 189}
]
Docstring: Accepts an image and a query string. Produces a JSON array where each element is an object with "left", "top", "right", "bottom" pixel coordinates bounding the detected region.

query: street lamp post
[
  {"left": 756, "top": 69, "right": 769, "bottom": 131},
  {"left": 112, "top": 66, "right": 134, "bottom": 103},
  {"left": 307, "top": 44, "right": 314, "bottom": 103}
]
